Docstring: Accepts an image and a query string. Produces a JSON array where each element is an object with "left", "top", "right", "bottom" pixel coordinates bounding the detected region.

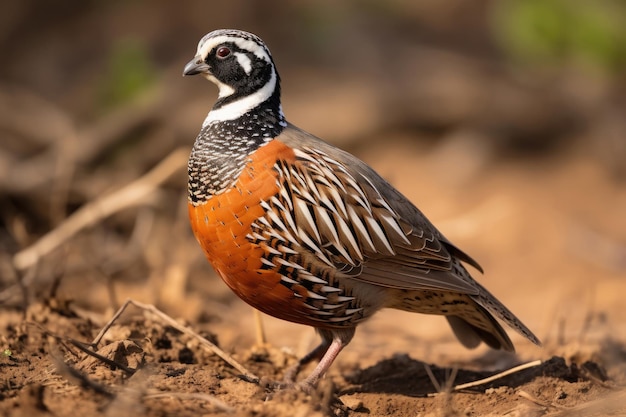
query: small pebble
[{"left": 340, "top": 395, "right": 363, "bottom": 411}]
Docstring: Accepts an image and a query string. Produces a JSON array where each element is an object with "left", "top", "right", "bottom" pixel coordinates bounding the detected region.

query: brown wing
[
  {"left": 271, "top": 124, "right": 482, "bottom": 295},
  {"left": 268, "top": 124, "right": 541, "bottom": 347}
]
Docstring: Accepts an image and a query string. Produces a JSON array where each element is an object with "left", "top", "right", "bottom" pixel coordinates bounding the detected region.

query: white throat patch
[
  {"left": 205, "top": 73, "right": 235, "bottom": 98},
  {"left": 202, "top": 68, "right": 278, "bottom": 126}
]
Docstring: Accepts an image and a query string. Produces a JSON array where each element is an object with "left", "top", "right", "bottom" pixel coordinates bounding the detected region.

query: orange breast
[{"left": 188, "top": 139, "right": 312, "bottom": 323}]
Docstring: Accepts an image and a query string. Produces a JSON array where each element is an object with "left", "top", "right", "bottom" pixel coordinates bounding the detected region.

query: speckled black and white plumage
[{"left": 188, "top": 100, "right": 286, "bottom": 204}]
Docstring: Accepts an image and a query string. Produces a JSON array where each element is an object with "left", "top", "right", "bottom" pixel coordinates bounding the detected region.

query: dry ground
[{"left": 2, "top": 138, "right": 625, "bottom": 416}]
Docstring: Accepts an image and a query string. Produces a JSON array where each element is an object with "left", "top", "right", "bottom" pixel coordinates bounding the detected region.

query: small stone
[{"left": 340, "top": 395, "right": 363, "bottom": 411}]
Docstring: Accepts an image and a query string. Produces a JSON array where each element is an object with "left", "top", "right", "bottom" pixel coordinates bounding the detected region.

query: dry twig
[
  {"left": 50, "top": 351, "right": 114, "bottom": 397},
  {"left": 452, "top": 360, "right": 542, "bottom": 391},
  {"left": 91, "top": 299, "right": 259, "bottom": 383},
  {"left": 427, "top": 359, "right": 543, "bottom": 396},
  {"left": 423, "top": 363, "right": 442, "bottom": 392},
  {"left": 12, "top": 148, "right": 188, "bottom": 271}
]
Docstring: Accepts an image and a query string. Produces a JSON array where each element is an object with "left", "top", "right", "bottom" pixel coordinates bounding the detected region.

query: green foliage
[
  {"left": 492, "top": 0, "right": 626, "bottom": 74},
  {"left": 99, "top": 38, "right": 156, "bottom": 110}
]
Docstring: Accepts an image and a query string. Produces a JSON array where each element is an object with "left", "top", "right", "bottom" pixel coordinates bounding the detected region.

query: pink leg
[
  {"left": 283, "top": 340, "right": 330, "bottom": 383},
  {"left": 295, "top": 328, "right": 355, "bottom": 392}
]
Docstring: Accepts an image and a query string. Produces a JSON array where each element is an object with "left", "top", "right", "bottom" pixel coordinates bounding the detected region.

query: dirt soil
[{"left": 2, "top": 142, "right": 626, "bottom": 417}]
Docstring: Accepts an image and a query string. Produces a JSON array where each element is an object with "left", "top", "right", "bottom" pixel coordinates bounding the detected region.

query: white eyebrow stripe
[
  {"left": 197, "top": 35, "right": 270, "bottom": 62},
  {"left": 234, "top": 52, "right": 252, "bottom": 75}
]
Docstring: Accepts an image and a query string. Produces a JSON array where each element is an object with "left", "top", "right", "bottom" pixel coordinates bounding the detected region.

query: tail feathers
[
  {"left": 446, "top": 308, "right": 514, "bottom": 352},
  {"left": 472, "top": 287, "right": 542, "bottom": 348},
  {"left": 388, "top": 286, "right": 541, "bottom": 351}
]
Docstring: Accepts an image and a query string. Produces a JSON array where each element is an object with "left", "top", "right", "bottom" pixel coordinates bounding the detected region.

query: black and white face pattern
[{"left": 185, "top": 29, "right": 281, "bottom": 124}]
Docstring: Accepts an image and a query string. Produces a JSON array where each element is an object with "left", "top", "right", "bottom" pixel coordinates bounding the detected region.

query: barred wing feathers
[{"left": 275, "top": 124, "right": 481, "bottom": 295}]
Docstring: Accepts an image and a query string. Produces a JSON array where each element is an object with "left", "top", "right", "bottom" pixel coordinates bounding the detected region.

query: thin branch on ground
[
  {"left": 423, "top": 363, "right": 442, "bottom": 392},
  {"left": 427, "top": 359, "right": 543, "bottom": 396},
  {"left": 12, "top": 147, "right": 188, "bottom": 271},
  {"left": 443, "top": 366, "right": 459, "bottom": 393},
  {"left": 452, "top": 360, "right": 542, "bottom": 391},
  {"left": 91, "top": 299, "right": 259, "bottom": 383},
  {"left": 425, "top": 363, "right": 459, "bottom": 394},
  {"left": 68, "top": 339, "right": 138, "bottom": 376},
  {"left": 30, "top": 321, "right": 135, "bottom": 374},
  {"left": 50, "top": 351, "right": 114, "bottom": 398}
]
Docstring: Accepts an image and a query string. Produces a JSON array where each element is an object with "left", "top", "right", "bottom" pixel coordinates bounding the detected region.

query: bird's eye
[{"left": 216, "top": 47, "right": 231, "bottom": 59}]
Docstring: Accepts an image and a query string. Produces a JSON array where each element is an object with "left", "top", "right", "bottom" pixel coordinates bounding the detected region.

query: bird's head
[{"left": 184, "top": 29, "right": 282, "bottom": 123}]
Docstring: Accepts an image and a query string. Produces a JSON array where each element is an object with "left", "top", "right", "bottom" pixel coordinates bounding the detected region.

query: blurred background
[{"left": 1, "top": 0, "right": 625, "bottom": 360}]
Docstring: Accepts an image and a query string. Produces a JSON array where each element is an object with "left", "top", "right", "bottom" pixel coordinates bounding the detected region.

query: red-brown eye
[{"left": 216, "top": 46, "right": 231, "bottom": 58}]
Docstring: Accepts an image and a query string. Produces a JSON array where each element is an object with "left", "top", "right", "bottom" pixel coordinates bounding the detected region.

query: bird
[{"left": 183, "top": 29, "right": 541, "bottom": 392}]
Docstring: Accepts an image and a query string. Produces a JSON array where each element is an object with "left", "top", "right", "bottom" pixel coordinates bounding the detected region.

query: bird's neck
[
  {"left": 204, "top": 67, "right": 283, "bottom": 126},
  {"left": 188, "top": 94, "right": 287, "bottom": 204}
]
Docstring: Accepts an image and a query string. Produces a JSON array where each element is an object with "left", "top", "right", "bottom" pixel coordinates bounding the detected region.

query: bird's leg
[
  {"left": 282, "top": 336, "right": 331, "bottom": 384},
  {"left": 289, "top": 328, "right": 355, "bottom": 392}
]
